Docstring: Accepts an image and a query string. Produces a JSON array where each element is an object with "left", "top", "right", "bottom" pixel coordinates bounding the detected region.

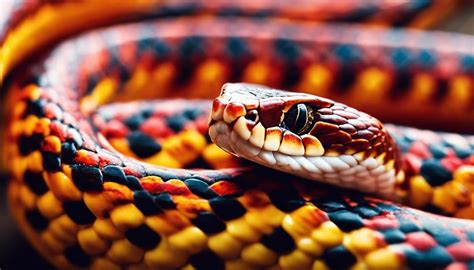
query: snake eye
[{"left": 282, "top": 103, "right": 315, "bottom": 135}]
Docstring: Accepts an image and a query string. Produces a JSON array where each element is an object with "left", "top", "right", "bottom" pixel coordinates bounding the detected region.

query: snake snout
[{"left": 209, "top": 83, "right": 262, "bottom": 127}]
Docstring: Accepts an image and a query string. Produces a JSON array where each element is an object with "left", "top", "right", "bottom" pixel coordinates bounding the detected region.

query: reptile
[{"left": 1, "top": 1, "right": 474, "bottom": 269}]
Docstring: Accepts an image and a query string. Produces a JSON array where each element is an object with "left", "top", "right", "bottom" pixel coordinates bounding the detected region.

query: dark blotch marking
[
  {"left": 466, "top": 231, "right": 474, "bottom": 242},
  {"left": 353, "top": 205, "right": 381, "bottom": 218},
  {"left": 71, "top": 164, "right": 103, "bottom": 192},
  {"left": 434, "top": 78, "right": 449, "bottom": 101},
  {"left": 154, "top": 193, "right": 176, "bottom": 209},
  {"left": 327, "top": 210, "right": 364, "bottom": 232},
  {"left": 127, "top": 131, "right": 162, "bottom": 158},
  {"left": 226, "top": 37, "right": 249, "bottom": 59},
  {"left": 452, "top": 145, "right": 471, "bottom": 159},
  {"left": 337, "top": 5, "right": 377, "bottom": 22},
  {"left": 334, "top": 44, "right": 360, "bottom": 63},
  {"left": 461, "top": 54, "right": 474, "bottom": 72},
  {"left": 134, "top": 190, "right": 162, "bottom": 215},
  {"left": 192, "top": 212, "right": 226, "bottom": 235},
  {"left": 281, "top": 64, "right": 301, "bottom": 88},
  {"left": 61, "top": 142, "right": 77, "bottom": 164},
  {"left": 323, "top": 245, "right": 357, "bottom": 269},
  {"left": 432, "top": 231, "right": 460, "bottom": 246},
  {"left": 125, "top": 224, "right": 161, "bottom": 250},
  {"left": 126, "top": 175, "right": 143, "bottom": 190},
  {"left": 383, "top": 229, "right": 406, "bottom": 244},
  {"left": 405, "top": 246, "right": 453, "bottom": 269},
  {"left": 392, "top": 70, "right": 413, "bottom": 96},
  {"left": 86, "top": 74, "right": 100, "bottom": 94},
  {"left": 25, "top": 209, "right": 49, "bottom": 231},
  {"left": 166, "top": 114, "right": 188, "bottom": 132},
  {"left": 63, "top": 200, "right": 96, "bottom": 225},
  {"left": 428, "top": 144, "right": 447, "bottom": 159},
  {"left": 376, "top": 202, "right": 401, "bottom": 212},
  {"left": 391, "top": 48, "right": 412, "bottom": 70},
  {"left": 138, "top": 37, "right": 170, "bottom": 58},
  {"left": 183, "top": 108, "right": 203, "bottom": 120},
  {"left": 64, "top": 245, "right": 91, "bottom": 267},
  {"left": 420, "top": 159, "right": 452, "bottom": 187},
  {"left": 335, "top": 64, "right": 356, "bottom": 91},
  {"left": 418, "top": 49, "right": 437, "bottom": 68},
  {"left": 24, "top": 170, "right": 48, "bottom": 195},
  {"left": 124, "top": 113, "right": 145, "bottom": 130},
  {"left": 274, "top": 38, "right": 300, "bottom": 61},
  {"left": 18, "top": 134, "right": 43, "bottom": 155},
  {"left": 189, "top": 249, "right": 225, "bottom": 270},
  {"left": 261, "top": 227, "right": 296, "bottom": 254},
  {"left": 146, "top": 169, "right": 178, "bottom": 181},
  {"left": 42, "top": 152, "right": 61, "bottom": 171},
  {"left": 24, "top": 99, "right": 46, "bottom": 118},
  {"left": 103, "top": 165, "right": 127, "bottom": 185},
  {"left": 399, "top": 218, "right": 422, "bottom": 233},
  {"left": 179, "top": 36, "right": 205, "bottom": 58},
  {"left": 422, "top": 222, "right": 460, "bottom": 246},
  {"left": 311, "top": 197, "right": 348, "bottom": 212},
  {"left": 269, "top": 190, "right": 305, "bottom": 212},
  {"left": 209, "top": 196, "right": 246, "bottom": 221},
  {"left": 185, "top": 178, "right": 217, "bottom": 199}
]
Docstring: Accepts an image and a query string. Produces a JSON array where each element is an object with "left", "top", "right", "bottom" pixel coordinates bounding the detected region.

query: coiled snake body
[{"left": 2, "top": 1, "right": 474, "bottom": 269}]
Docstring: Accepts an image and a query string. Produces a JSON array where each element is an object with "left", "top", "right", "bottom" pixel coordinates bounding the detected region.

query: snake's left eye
[{"left": 282, "top": 103, "right": 315, "bottom": 135}]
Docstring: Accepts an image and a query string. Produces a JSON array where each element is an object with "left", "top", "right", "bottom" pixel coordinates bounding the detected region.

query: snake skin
[{"left": 2, "top": 1, "right": 474, "bottom": 270}]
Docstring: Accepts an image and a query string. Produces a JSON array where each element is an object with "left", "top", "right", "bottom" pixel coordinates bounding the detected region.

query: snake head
[{"left": 209, "top": 83, "right": 401, "bottom": 199}]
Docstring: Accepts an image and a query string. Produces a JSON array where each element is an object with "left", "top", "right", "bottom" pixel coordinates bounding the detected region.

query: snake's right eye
[{"left": 281, "top": 103, "right": 315, "bottom": 135}]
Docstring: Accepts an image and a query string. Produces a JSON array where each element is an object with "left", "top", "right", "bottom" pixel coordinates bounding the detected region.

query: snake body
[{"left": 2, "top": 1, "right": 474, "bottom": 269}]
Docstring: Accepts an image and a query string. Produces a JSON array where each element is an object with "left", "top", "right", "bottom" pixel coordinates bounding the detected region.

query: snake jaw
[{"left": 211, "top": 83, "right": 401, "bottom": 199}]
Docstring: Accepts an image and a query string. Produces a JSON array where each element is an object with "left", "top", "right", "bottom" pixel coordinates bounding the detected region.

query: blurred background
[{"left": 1, "top": 5, "right": 473, "bottom": 270}]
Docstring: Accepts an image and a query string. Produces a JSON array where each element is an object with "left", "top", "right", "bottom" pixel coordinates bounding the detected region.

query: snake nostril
[{"left": 245, "top": 110, "right": 259, "bottom": 123}]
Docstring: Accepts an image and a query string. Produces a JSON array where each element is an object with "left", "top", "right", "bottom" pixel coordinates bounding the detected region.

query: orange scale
[
  {"left": 97, "top": 152, "right": 123, "bottom": 169},
  {"left": 74, "top": 149, "right": 100, "bottom": 167},
  {"left": 42, "top": 136, "right": 62, "bottom": 154},
  {"left": 292, "top": 206, "right": 329, "bottom": 229},
  {"left": 141, "top": 179, "right": 192, "bottom": 197},
  {"left": 209, "top": 181, "right": 242, "bottom": 197},
  {"left": 238, "top": 190, "right": 272, "bottom": 209},
  {"left": 174, "top": 196, "right": 211, "bottom": 217},
  {"left": 102, "top": 182, "right": 134, "bottom": 202}
]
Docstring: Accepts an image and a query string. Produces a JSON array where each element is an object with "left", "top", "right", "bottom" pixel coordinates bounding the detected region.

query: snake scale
[{"left": 1, "top": 1, "right": 474, "bottom": 269}]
